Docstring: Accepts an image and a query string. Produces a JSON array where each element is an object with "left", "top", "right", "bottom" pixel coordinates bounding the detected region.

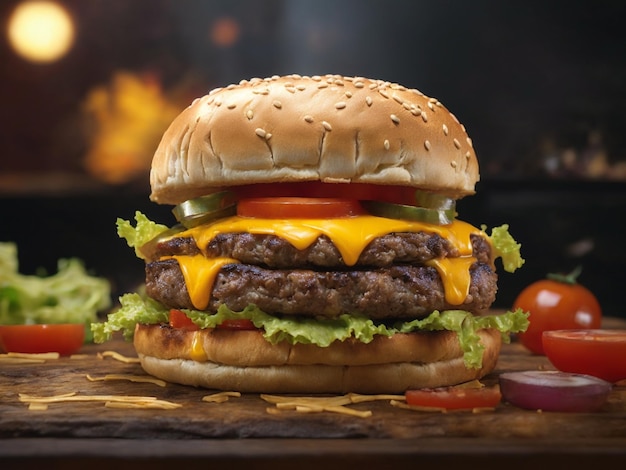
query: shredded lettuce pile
[
  {"left": 92, "top": 212, "right": 529, "bottom": 368},
  {"left": 0, "top": 242, "right": 111, "bottom": 340}
]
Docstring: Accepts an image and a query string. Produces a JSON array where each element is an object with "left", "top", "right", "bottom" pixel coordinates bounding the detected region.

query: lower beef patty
[{"left": 145, "top": 259, "right": 498, "bottom": 320}]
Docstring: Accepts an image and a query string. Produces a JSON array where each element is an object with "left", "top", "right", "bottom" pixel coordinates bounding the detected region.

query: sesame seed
[
  {"left": 466, "top": 151, "right": 471, "bottom": 159},
  {"left": 421, "top": 111, "right": 428, "bottom": 123},
  {"left": 227, "top": 103, "right": 236, "bottom": 109},
  {"left": 345, "top": 91, "right": 353, "bottom": 98},
  {"left": 322, "top": 121, "right": 332, "bottom": 131},
  {"left": 334, "top": 79, "right": 344, "bottom": 86},
  {"left": 215, "top": 98, "right": 223, "bottom": 107},
  {"left": 427, "top": 102, "right": 434, "bottom": 111},
  {"left": 369, "top": 83, "right": 378, "bottom": 90},
  {"left": 451, "top": 161, "right": 458, "bottom": 168},
  {"left": 335, "top": 101, "right": 347, "bottom": 110},
  {"left": 379, "top": 89, "right": 389, "bottom": 99},
  {"left": 296, "top": 85, "right": 306, "bottom": 91},
  {"left": 285, "top": 87, "right": 296, "bottom": 94},
  {"left": 365, "top": 96, "right": 373, "bottom": 106},
  {"left": 255, "top": 128, "right": 267, "bottom": 138},
  {"left": 304, "top": 115, "right": 314, "bottom": 123},
  {"left": 265, "top": 132, "right": 272, "bottom": 140},
  {"left": 246, "top": 109, "right": 254, "bottom": 120},
  {"left": 284, "top": 82, "right": 294, "bottom": 88},
  {"left": 384, "top": 139, "right": 390, "bottom": 150},
  {"left": 453, "top": 138, "right": 461, "bottom": 149},
  {"left": 273, "top": 100, "right": 282, "bottom": 109},
  {"left": 442, "top": 124, "right": 448, "bottom": 135},
  {"left": 402, "top": 103, "right": 411, "bottom": 110},
  {"left": 410, "top": 108, "right": 421, "bottom": 116},
  {"left": 390, "top": 114, "right": 400, "bottom": 124},
  {"left": 312, "top": 75, "right": 322, "bottom": 81},
  {"left": 354, "top": 81, "right": 364, "bottom": 88},
  {"left": 424, "top": 140, "right": 431, "bottom": 151},
  {"left": 318, "top": 83, "right": 328, "bottom": 89},
  {"left": 466, "top": 137, "right": 473, "bottom": 148},
  {"left": 392, "top": 95, "right": 404, "bottom": 105}
]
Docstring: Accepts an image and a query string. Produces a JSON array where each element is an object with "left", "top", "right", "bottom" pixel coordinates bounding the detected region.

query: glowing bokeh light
[
  {"left": 7, "top": 1, "right": 75, "bottom": 63},
  {"left": 210, "top": 17, "right": 240, "bottom": 47}
]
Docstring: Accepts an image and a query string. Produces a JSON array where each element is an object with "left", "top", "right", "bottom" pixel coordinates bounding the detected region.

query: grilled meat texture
[
  {"left": 145, "top": 258, "right": 497, "bottom": 319},
  {"left": 151, "top": 232, "right": 492, "bottom": 268}
]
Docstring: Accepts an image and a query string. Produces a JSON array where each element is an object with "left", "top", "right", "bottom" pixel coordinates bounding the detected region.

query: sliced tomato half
[
  {"left": 169, "top": 309, "right": 199, "bottom": 330},
  {"left": 543, "top": 329, "right": 626, "bottom": 383},
  {"left": 216, "top": 319, "right": 257, "bottom": 330},
  {"left": 232, "top": 182, "right": 418, "bottom": 206},
  {"left": 405, "top": 384, "right": 502, "bottom": 410},
  {"left": 237, "top": 197, "right": 364, "bottom": 219},
  {"left": 0, "top": 324, "right": 85, "bottom": 356}
]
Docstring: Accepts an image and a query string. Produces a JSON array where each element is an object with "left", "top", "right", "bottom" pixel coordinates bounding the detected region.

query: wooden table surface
[{"left": 1, "top": 318, "right": 626, "bottom": 468}]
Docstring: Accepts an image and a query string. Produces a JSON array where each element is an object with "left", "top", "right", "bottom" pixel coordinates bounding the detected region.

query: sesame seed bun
[{"left": 150, "top": 74, "right": 479, "bottom": 205}]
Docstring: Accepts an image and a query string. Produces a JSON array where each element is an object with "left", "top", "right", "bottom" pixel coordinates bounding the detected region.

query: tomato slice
[
  {"left": 216, "top": 319, "right": 257, "bottom": 330},
  {"left": 169, "top": 309, "right": 199, "bottom": 331},
  {"left": 542, "top": 329, "right": 626, "bottom": 383},
  {"left": 405, "top": 384, "right": 502, "bottom": 410},
  {"left": 0, "top": 324, "right": 85, "bottom": 356},
  {"left": 237, "top": 197, "right": 364, "bottom": 219},
  {"left": 232, "top": 182, "right": 418, "bottom": 205}
]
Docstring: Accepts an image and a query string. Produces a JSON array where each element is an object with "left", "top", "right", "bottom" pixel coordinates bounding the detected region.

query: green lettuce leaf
[
  {"left": 485, "top": 224, "right": 525, "bottom": 273},
  {"left": 0, "top": 242, "right": 111, "bottom": 340},
  {"left": 117, "top": 211, "right": 169, "bottom": 260},
  {"left": 92, "top": 293, "right": 528, "bottom": 369}
]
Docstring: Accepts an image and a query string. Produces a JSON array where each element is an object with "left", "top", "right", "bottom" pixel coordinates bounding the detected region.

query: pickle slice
[
  {"left": 414, "top": 190, "right": 456, "bottom": 210},
  {"left": 172, "top": 191, "right": 237, "bottom": 228},
  {"left": 361, "top": 200, "right": 455, "bottom": 225}
]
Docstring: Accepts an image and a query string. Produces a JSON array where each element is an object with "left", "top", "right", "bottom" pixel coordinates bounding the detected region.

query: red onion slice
[{"left": 499, "top": 370, "right": 612, "bottom": 412}]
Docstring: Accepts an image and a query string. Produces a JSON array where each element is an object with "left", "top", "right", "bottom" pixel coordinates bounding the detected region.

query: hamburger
[{"left": 92, "top": 74, "right": 528, "bottom": 394}]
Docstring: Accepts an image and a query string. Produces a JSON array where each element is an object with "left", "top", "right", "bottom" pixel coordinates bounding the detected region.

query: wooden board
[{"left": 1, "top": 323, "right": 626, "bottom": 442}]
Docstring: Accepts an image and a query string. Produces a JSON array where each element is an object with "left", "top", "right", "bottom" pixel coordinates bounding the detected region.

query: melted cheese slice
[
  {"left": 190, "top": 331, "right": 208, "bottom": 362},
  {"left": 164, "top": 215, "right": 487, "bottom": 309},
  {"left": 165, "top": 255, "right": 238, "bottom": 310}
]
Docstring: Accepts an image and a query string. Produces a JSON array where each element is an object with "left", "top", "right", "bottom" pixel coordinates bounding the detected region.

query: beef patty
[{"left": 150, "top": 232, "right": 492, "bottom": 268}]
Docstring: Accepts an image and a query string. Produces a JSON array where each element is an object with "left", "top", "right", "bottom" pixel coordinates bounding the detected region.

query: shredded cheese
[
  {"left": 18, "top": 392, "right": 181, "bottom": 410},
  {"left": 86, "top": 374, "right": 167, "bottom": 387},
  {"left": 389, "top": 399, "right": 496, "bottom": 413},
  {"left": 97, "top": 350, "right": 141, "bottom": 363},
  {"left": 260, "top": 392, "right": 405, "bottom": 418},
  {"left": 202, "top": 391, "right": 241, "bottom": 403},
  {"left": 0, "top": 352, "right": 60, "bottom": 363}
]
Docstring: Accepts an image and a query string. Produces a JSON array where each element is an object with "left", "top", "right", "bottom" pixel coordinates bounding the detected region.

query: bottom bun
[{"left": 134, "top": 324, "right": 502, "bottom": 394}]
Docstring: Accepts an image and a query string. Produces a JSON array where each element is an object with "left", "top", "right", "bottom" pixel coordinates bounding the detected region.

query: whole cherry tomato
[{"left": 513, "top": 267, "right": 602, "bottom": 355}]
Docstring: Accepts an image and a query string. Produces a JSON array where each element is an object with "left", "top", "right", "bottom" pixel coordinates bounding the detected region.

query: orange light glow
[
  {"left": 7, "top": 1, "right": 75, "bottom": 63},
  {"left": 210, "top": 17, "right": 240, "bottom": 47}
]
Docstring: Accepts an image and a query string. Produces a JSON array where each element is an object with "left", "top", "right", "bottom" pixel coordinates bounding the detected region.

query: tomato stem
[{"left": 546, "top": 265, "right": 582, "bottom": 285}]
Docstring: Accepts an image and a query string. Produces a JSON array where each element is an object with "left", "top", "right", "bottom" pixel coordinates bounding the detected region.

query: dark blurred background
[{"left": 1, "top": 0, "right": 625, "bottom": 316}]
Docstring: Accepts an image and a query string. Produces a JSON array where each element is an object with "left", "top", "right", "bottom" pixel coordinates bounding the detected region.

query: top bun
[{"left": 150, "top": 74, "right": 479, "bottom": 205}]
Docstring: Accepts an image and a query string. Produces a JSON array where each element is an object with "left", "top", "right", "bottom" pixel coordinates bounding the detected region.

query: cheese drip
[
  {"left": 166, "top": 216, "right": 487, "bottom": 309},
  {"left": 189, "top": 331, "right": 208, "bottom": 361},
  {"left": 166, "top": 255, "right": 238, "bottom": 310},
  {"left": 425, "top": 257, "right": 476, "bottom": 305}
]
